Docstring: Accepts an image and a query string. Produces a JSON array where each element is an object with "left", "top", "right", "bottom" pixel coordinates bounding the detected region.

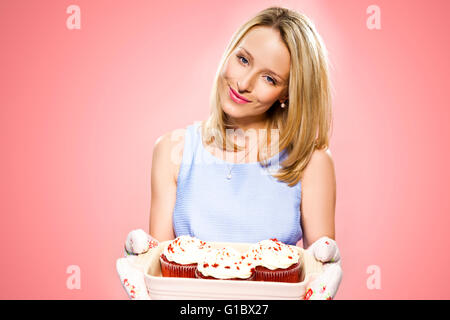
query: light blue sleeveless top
[{"left": 173, "top": 121, "right": 302, "bottom": 245}]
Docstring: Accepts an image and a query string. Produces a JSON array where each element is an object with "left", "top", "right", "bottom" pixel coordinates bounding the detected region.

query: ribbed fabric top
[{"left": 172, "top": 121, "right": 302, "bottom": 245}]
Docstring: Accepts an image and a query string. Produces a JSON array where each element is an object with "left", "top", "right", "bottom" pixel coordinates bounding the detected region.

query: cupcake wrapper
[
  {"left": 255, "top": 262, "right": 301, "bottom": 283},
  {"left": 195, "top": 268, "right": 256, "bottom": 281},
  {"left": 159, "top": 255, "right": 197, "bottom": 278}
]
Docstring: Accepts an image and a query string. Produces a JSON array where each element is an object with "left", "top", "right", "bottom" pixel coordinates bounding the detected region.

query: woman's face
[{"left": 219, "top": 26, "right": 291, "bottom": 129}]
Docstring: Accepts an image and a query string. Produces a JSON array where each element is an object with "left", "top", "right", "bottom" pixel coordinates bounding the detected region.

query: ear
[
  {"left": 279, "top": 89, "right": 289, "bottom": 102},
  {"left": 280, "top": 96, "right": 289, "bottom": 104}
]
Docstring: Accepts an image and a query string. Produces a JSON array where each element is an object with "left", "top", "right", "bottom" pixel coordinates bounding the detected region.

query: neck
[
  {"left": 223, "top": 116, "right": 279, "bottom": 155},
  {"left": 226, "top": 113, "right": 269, "bottom": 133}
]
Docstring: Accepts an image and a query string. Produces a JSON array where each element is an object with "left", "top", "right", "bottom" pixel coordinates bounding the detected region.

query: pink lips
[{"left": 229, "top": 86, "right": 251, "bottom": 104}]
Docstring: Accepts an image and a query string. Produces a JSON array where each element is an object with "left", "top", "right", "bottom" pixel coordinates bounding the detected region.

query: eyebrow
[{"left": 238, "top": 46, "right": 287, "bottom": 83}]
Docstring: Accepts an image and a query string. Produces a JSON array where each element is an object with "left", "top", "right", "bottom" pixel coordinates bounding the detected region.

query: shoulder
[
  {"left": 309, "top": 148, "right": 334, "bottom": 168},
  {"left": 153, "top": 120, "right": 203, "bottom": 148},
  {"left": 153, "top": 124, "right": 193, "bottom": 182},
  {"left": 154, "top": 127, "right": 186, "bottom": 151},
  {"left": 302, "top": 148, "right": 336, "bottom": 183}
]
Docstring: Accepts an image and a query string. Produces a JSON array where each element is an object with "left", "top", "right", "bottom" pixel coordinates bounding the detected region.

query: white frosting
[
  {"left": 245, "top": 239, "right": 300, "bottom": 270},
  {"left": 162, "top": 235, "right": 211, "bottom": 265},
  {"left": 125, "top": 229, "right": 151, "bottom": 254},
  {"left": 196, "top": 247, "right": 255, "bottom": 279}
]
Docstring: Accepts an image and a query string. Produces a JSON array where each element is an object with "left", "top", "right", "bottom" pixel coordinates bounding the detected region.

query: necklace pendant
[{"left": 226, "top": 172, "right": 232, "bottom": 180}]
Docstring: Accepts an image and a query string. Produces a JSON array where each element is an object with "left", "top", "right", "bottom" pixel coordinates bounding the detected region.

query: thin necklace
[{"left": 225, "top": 139, "right": 259, "bottom": 180}]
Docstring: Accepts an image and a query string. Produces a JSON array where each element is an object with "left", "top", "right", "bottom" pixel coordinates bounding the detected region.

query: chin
[{"left": 221, "top": 101, "right": 246, "bottom": 120}]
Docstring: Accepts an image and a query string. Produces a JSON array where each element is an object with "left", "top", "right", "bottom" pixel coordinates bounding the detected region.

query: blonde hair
[{"left": 201, "top": 6, "right": 333, "bottom": 187}]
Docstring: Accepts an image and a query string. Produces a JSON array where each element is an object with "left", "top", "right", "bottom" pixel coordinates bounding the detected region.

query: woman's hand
[
  {"left": 116, "top": 229, "right": 159, "bottom": 300},
  {"left": 304, "top": 236, "right": 343, "bottom": 300}
]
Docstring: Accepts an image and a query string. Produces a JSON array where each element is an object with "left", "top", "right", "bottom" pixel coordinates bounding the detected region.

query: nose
[
  {"left": 237, "top": 73, "right": 254, "bottom": 93},
  {"left": 237, "top": 81, "right": 250, "bottom": 94}
]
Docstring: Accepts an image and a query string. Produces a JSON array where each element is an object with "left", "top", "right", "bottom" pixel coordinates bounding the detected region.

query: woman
[
  {"left": 118, "top": 6, "right": 342, "bottom": 300},
  {"left": 151, "top": 7, "right": 335, "bottom": 248}
]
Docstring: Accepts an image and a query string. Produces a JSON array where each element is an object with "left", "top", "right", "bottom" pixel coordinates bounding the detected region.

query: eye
[
  {"left": 265, "top": 76, "right": 276, "bottom": 85},
  {"left": 237, "top": 55, "right": 248, "bottom": 65}
]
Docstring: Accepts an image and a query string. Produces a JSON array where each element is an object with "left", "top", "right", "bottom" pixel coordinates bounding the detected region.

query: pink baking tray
[{"left": 131, "top": 240, "right": 323, "bottom": 300}]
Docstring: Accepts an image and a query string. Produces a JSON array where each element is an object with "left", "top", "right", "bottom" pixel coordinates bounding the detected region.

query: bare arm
[
  {"left": 149, "top": 129, "right": 185, "bottom": 241},
  {"left": 300, "top": 148, "right": 337, "bottom": 249}
]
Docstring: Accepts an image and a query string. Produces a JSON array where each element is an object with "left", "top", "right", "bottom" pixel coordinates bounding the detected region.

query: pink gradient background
[{"left": 1, "top": 0, "right": 449, "bottom": 299}]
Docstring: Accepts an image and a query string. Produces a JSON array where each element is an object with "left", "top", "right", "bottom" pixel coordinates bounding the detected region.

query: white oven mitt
[
  {"left": 303, "top": 236, "right": 343, "bottom": 300},
  {"left": 116, "top": 229, "right": 159, "bottom": 300}
]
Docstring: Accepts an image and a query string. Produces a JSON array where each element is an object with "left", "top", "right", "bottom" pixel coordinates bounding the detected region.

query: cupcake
[
  {"left": 195, "top": 247, "right": 256, "bottom": 281},
  {"left": 245, "top": 238, "right": 301, "bottom": 283},
  {"left": 159, "top": 235, "right": 211, "bottom": 278}
]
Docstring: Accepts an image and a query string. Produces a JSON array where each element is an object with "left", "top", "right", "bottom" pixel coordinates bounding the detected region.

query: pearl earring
[{"left": 281, "top": 101, "right": 288, "bottom": 108}]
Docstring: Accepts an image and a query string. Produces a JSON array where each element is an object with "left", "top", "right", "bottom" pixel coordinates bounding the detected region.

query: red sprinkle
[
  {"left": 212, "top": 263, "right": 219, "bottom": 268},
  {"left": 224, "top": 266, "right": 230, "bottom": 269}
]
